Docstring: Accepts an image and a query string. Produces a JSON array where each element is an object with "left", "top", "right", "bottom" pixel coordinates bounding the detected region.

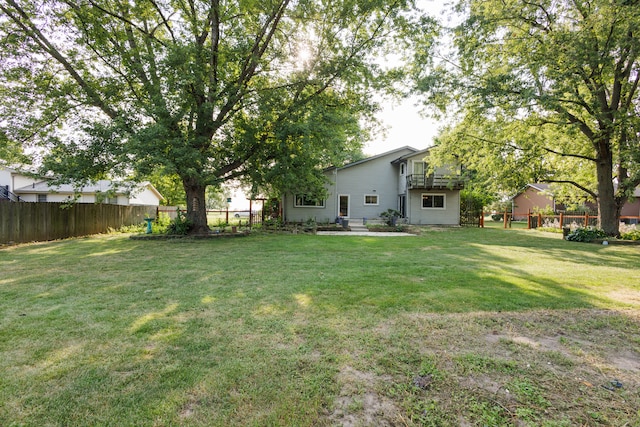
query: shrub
[
  {"left": 620, "top": 229, "right": 640, "bottom": 240},
  {"left": 566, "top": 226, "right": 607, "bottom": 242},
  {"left": 491, "top": 213, "right": 504, "bottom": 222},
  {"left": 167, "top": 209, "right": 193, "bottom": 235},
  {"left": 620, "top": 224, "right": 640, "bottom": 241},
  {"left": 380, "top": 209, "right": 401, "bottom": 226}
]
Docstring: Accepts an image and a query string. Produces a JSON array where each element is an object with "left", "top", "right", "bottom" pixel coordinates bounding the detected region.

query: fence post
[
  {"left": 559, "top": 213, "right": 564, "bottom": 228},
  {"left": 527, "top": 210, "right": 531, "bottom": 229},
  {"left": 584, "top": 212, "right": 589, "bottom": 227}
]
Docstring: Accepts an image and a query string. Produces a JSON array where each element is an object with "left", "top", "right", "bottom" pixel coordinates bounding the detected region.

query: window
[
  {"left": 37, "top": 194, "right": 47, "bottom": 202},
  {"left": 294, "top": 195, "right": 325, "bottom": 208},
  {"left": 108, "top": 197, "right": 118, "bottom": 204},
  {"left": 364, "top": 194, "right": 378, "bottom": 205},
  {"left": 422, "top": 193, "right": 445, "bottom": 209}
]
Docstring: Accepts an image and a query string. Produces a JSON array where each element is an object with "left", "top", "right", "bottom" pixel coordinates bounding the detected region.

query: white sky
[
  {"left": 364, "top": 0, "right": 455, "bottom": 156},
  {"left": 365, "top": 97, "right": 442, "bottom": 155}
]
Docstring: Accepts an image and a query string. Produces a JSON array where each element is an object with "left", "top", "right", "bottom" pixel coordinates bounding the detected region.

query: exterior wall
[
  {"left": 407, "top": 189, "right": 460, "bottom": 225},
  {"left": 19, "top": 192, "right": 127, "bottom": 206},
  {"left": 332, "top": 155, "right": 405, "bottom": 221},
  {"left": 621, "top": 199, "right": 640, "bottom": 217},
  {"left": 282, "top": 177, "right": 337, "bottom": 223},
  {"left": 284, "top": 148, "right": 416, "bottom": 223},
  {"left": 0, "top": 168, "right": 39, "bottom": 192},
  {"left": 398, "top": 162, "right": 407, "bottom": 194},
  {"left": 130, "top": 186, "right": 161, "bottom": 206},
  {"left": 0, "top": 168, "right": 12, "bottom": 190},
  {"left": 512, "top": 187, "right": 555, "bottom": 220},
  {"left": 12, "top": 175, "right": 40, "bottom": 191}
]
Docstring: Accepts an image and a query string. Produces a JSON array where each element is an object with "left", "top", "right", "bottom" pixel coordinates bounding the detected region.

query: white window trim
[
  {"left": 421, "top": 193, "right": 446, "bottom": 210},
  {"left": 294, "top": 195, "right": 325, "bottom": 208},
  {"left": 363, "top": 194, "right": 379, "bottom": 206}
]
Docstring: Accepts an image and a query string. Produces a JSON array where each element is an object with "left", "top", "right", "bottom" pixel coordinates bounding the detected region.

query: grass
[{"left": 1, "top": 227, "right": 639, "bottom": 426}]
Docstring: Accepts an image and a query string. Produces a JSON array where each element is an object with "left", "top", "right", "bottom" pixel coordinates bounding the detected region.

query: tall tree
[
  {"left": 418, "top": 0, "right": 640, "bottom": 235},
  {"left": 0, "top": 0, "right": 428, "bottom": 233}
]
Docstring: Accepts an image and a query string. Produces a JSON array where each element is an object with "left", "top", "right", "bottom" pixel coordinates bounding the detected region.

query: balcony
[{"left": 407, "top": 174, "right": 465, "bottom": 190}]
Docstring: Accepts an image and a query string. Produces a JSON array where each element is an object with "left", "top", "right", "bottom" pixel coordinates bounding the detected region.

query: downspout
[
  {"left": 282, "top": 194, "right": 286, "bottom": 222},
  {"left": 334, "top": 168, "right": 338, "bottom": 221},
  {"left": 405, "top": 161, "right": 410, "bottom": 224}
]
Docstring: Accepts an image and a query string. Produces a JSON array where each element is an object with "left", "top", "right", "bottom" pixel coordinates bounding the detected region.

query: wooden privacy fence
[{"left": 0, "top": 202, "right": 156, "bottom": 245}]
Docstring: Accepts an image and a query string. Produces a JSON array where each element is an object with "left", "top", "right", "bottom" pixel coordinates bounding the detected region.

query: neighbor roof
[{"left": 14, "top": 179, "right": 164, "bottom": 200}]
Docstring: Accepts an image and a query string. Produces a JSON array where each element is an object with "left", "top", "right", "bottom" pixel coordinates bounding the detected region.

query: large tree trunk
[
  {"left": 183, "top": 179, "right": 210, "bottom": 234},
  {"left": 595, "top": 156, "right": 619, "bottom": 236}
]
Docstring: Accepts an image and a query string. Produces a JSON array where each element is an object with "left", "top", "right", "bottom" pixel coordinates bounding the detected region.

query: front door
[{"left": 339, "top": 194, "right": 350, "bottom": 217}]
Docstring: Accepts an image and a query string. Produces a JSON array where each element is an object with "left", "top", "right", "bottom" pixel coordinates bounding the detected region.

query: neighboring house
[
  {"left": 510, "top": 184, "right": 566, "bottom": 220},
  {"left": 620, "top": 187, "right": 640, "bottom": 218},
  {"left": 0, "top": 165, "right": 164, "bottom": 206},
  {"left": 511, "top": 183, "right": 640, "bottom": 220},
  {"left": 283, "top": 146, "right": 464, "bottom": 225}
]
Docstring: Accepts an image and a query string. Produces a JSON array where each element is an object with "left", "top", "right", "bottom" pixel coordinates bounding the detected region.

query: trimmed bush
[{"left": 566, "top": 226, "right": 607, "bottom": 242}]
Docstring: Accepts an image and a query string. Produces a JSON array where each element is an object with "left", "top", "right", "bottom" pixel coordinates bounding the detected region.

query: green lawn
[{"left": 1, "top": 228, "right": 639, "bottom": 426}]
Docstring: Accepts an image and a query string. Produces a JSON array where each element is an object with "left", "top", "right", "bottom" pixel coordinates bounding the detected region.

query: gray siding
[
  {"left": 332, "top": 153, "right": 407, "bottom": 220},
  {"left": 284, "top": 146, "right": 461, "bottom": 225},
  {"left": 407, "top": 189, "right": 460, "bottom": 225},
  {"left": 284, "top": 148, "right": 415, "bottom": 223}
]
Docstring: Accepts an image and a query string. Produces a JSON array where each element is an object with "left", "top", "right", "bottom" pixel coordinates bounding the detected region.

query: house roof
[
  {"left": 0, "top": 163, "right": 42, "bottom": 178},
  {"left": 14, "top": 179, "right": 165, "bottom": 200},
  {"left": 326, "top": 146, "right": 418, "bottom": 171},
  {"left": 509, "top": 183, "right": 553, "bottom": 201},
  {"left": 526, "top": 183, "right": 551, "bottom": 192},
  {"left": 511, "top": 182, "right": 640, "bottom": 201},
  {"left": 390, "top": 146, "right": 435, "bottom": 164}
]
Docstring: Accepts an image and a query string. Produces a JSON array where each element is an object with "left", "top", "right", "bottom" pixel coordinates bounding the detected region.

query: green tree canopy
[
  {"left": 418, "top": 0, "right": 640, "bottom": 235},
  {"left": 0, "top": 0, "right": 433, "bottom": 232}
]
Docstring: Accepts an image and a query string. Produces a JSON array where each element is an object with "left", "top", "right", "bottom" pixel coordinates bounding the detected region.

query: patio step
[{"left": 347, "top": 219, "right": 368, "bottom": 232}]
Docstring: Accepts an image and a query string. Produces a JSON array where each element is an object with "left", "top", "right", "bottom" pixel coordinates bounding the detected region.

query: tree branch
[
  {"left": 540, "top": 179, "right": 598, "bottom": 200},
  {"left": 1, "top": 0, "right": 119, "bottom": 119}
]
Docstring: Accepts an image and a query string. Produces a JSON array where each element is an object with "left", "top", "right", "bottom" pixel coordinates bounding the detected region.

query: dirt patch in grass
[
  {"left": 322, "top": 309, "right": 640, "bottom": 426},
  {"left": 327, "top": 366, "right": 402, "bottom": 426}
]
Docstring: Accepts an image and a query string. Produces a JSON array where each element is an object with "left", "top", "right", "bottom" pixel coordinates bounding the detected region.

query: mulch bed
[{"left": 130, "top": 231, "right": 249, "bottom": 240}]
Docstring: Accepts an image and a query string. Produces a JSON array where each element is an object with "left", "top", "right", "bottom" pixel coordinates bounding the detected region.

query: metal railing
[
  {"left": 406, "top": 174, "right": 465, "bottom": 190},
  {"left": 0, "top": 185, "right": 21, "bottom": 202}
]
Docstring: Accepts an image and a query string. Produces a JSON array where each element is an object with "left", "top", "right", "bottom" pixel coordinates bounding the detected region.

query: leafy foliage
[
  {"left": 0, "top": 0, "right": 433, "bottom": 233},
  {"left": 419, "top": 0, "right": 640, "bottom": 235},
  {"left": 380, "top": 208, "right": 401, "bottom": 226},
  {"left": 166, "top": 209, "right": 193, "bottom": 235},
  {"left": 620, "top": 225, "right": 640, "bottom": 241},
  {"left": 566, "top": 227, "right": 607, "bottom": 243}
]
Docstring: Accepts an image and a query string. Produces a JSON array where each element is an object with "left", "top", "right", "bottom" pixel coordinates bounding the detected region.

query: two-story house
[{"left": 283, "top": 146, "right": 464, "bottom": 225}]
